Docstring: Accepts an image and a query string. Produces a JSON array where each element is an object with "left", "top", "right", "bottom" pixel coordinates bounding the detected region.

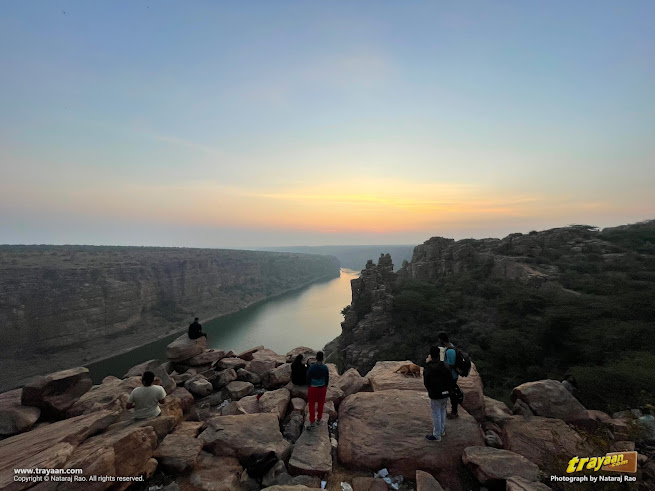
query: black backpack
[
  {"left": 425, "top": 362, "right": 452, "bottom": 399},
  {"left": 244, "top": 451, "right": 277, "bottom": 481},
  {"left": 446, "top": 347, "right": 472, "bottom": 377}
]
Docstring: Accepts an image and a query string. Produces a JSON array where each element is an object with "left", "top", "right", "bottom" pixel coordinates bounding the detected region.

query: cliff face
[{"left": 0, "top": 246, "right": 339, "bottom": 389}]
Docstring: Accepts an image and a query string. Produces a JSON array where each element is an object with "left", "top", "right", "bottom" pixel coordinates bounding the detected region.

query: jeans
[
  {"left": 430, "top": 397, "right": 448, "bottom": 438},
  {"left": 307, "top": 385, "right": 328, "bottom": 423}
]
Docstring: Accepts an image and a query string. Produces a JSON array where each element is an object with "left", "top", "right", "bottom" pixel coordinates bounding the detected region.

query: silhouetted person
[
  {"left": 306, "top": 351, "right": 329, "bottom": 430},
  {"left": 439, "top": 332, "right": 460, "bottom": 418},
  {"left": 126, "top": 371, "right": 167, "bottom": 420},
  {"left": 188, "top": 317, "right": 207, "bottom": 340},
  {"left": 291, "top": 354, "right": 308, "bottom": 386},
  {"left": 424, "top": 345, "right": 452, "bottom": 441}
]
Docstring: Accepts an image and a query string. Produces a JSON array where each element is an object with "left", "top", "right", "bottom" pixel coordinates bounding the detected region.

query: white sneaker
[{"left": 441, "top": 428, "right": 446, "bottom": 436}]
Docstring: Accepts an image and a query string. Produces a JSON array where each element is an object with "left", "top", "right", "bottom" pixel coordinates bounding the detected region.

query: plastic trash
[
  {"left": 341, "top": 483, "right": 353, "bottom": 491},
  {"left": 374, "top": 468, "right": 389, "bottom": 478},
  {"left": 321, "top": 481, "right": 327, "bottom": 489}
]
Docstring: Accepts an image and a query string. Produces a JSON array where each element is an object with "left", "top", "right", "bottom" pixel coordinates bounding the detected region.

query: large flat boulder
[
  {"left": 338, "top": 390, "right": 483, "bottom": 490},
  {"left": 333, "top": 368, "right": 369, "bottom": 398},
  {"left": 366, "top": 361, "right": 424, "bottom": 392},
  {"left": 21, "top": 367, "right": 93, "bottom": 418},
  {"left": 458, "top": 364, "right": 485, "bottom": 421},
  {"left": 259, "top": 388, "right": 291, "bottom": 421},
  {"left": 462, "top": 446, "right": 540, "bottom": 484},
  {"left": 199, "top": 413, "right": 292, "bottom": 463},
  {"left": 154, "top": 433, "right": 204, "bottom": 474},
  {"left": 0, "top": 389, "right": 40, "bottom": 437},
  {"left": 187, "top": 349, "right": 227, "bottom": 366},
  {"left": 252, "top": 349, "right": 286, "bottom": 366},
  {"left": 288, "top": 422, "right": 332, "bottom": 476},
  {"left": 166, "top": 335, "right": 207, "bottom": 363},
  {"left": 0, "top": 410, "right": 118, "bottom": 490},
  {"left": 510, "top": 380, "right": 588, "bottom": 424},
  {"left": 225, "top": 381, "right": 254, "bottom": 399},
  {"left": 247, "top": 359, "right": 278, "bottom": 376},
  {"left": 501, "top": 416, "right": 594, "bottom": 473},
  {"left": 106, "top": 395, "right": 184, "bottom": 441},
  {"left": 178, "top": 452, "right": 243, "bottom": 491},
  {"left": 173, "top": 421, "right": 205, "bottom": 438},
  {"left": 66, "top": 376, "right": 141, "bottom": 417},
  {"left": 237, "top": 345, "right": 265, "bottom": 361}
]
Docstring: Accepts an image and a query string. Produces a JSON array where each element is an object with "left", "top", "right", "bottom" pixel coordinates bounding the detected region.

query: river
[{"left": 87, "top": 268, "right": 358, "bottom": 383}]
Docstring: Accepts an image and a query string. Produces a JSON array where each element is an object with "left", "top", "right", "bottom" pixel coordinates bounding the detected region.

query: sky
[{"left": 1, "top": 1, "right": 654, "bottom": 248}]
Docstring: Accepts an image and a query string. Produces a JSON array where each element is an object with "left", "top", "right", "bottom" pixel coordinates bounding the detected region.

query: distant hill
[
  {"left": 327, "top": 220, "right": 655, "bottom": 413},
  {"left": 255, "top": 245, "right": 415, "bottom": 271}
]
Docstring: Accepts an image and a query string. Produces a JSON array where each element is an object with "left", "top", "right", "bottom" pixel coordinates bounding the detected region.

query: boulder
[
  {"left": 185, "top": 376, "right": 214, "bottom": 398},
  {"left": 287, "top": 383, "right": 309, "bottom": 400},
  {"left": 199, "top": 413, "right": 292, "bottom": 463},
  {"left": 501, "top": 416, "right": 594, "bottom": 473},
  {"left": 510, "top": 380, "right": 588, "bottom": 424},
  {"left": 259, "top": 388, "right": 291, "bottom": 421},
  {"left": 172, "top": 421, "right": 205, "bottom": 438},
  {"left": 107, "top": 395, "right": 184, "bottom": 441},
  {"left": 252, "top": 348, "right": 286, "bottom": 366},
  {"left": 187, "top": 349, "right": 227, "bottom": 366},
  {"left": 366, "top": 361, "right": 424, "bottom": 392},
  {"left": 166, "top": 334, "right": 207, "bottom": 362},
  {"left": 225, "top": 381, "right": 254, "bottom": 399},
  {"left": 326, "top": 385, "right": 345, "bottom": 408},
  {"left": 458, "top": 364, "right": 485, "bottom": 421},
  {"left": 262, "top": 364, "right": 293, "bottom": 389},
  {"left": 291, "top": 475, "right": 321, "bottom": 487},
  {"left": 153, "top": 433, "right": 204, "bottom": 474},
  {"left": 154, "top": 365, "right": 177, "bottom": 394},
  {"left": 263, "top": 460, "right": 288, "bottom": 487},
  {"left": 237, "top": 345, "right": 265, "bottom": 361},
  {"left": 237, "top": 368, "right": 262, "bottom": 385},
  {"left": 338, "top": 390, "right": 483, "bottom": 490},
  {"left": 124, "top": 359, "right": 161, "bottom": 378},
  {"left": 484, "top": 396, "right": 513, "bottom": 425},
  {"left": 283, "top": 411, "right": 305, "bottom": 443},
  {"left": 288, "top": 422, "right": 332, "bottom": 476},
  {"left": 352, "top": 477, "right": 389, "bottom": 491},
  {"left": 216, "top": 357, "right": 248, "bottom": 371},
  {"left": 462, "top": 446, "right": 540, "bottom": 484},
  {"left": 0, "top": 410, "right": 118, "bottom": 490},
  {"left": 334, "top": 368, "right": 368, "bottom": 398},
  {"left": 248, "top": 359, "right": 278, "bottom": 376},
  {"left": 483, "top": 431, "right": 503, "bottom": 449},
  {"left": 66, "top": 376, "right": 141, "bottom": 417},
  {"left": 506, "top": 476, "right": 552, "bottom": 491},
  {"left": 172, "top": 387, "right": 195, "bottom": 413},
  {"left": 173, "top": 372, "right": 195, "bottom": 385},
  {"left": 239, "top": 395, "right": 261, "bottom": 414},
  {"left": 415, "top": 470, "right": 444, "bottom": 491},
  {"left": 178, "top": 452, "right": 243, "bottom": 491},
  {"left": 21, "top": 367, "right": 93, "bottom": 417},
  {"left": 222, "top": 401, "right": 247, "bottom": 416},
  {"left": 286, "top": 347, "right": 317, "bottom": 363},
  {"left": 261, "top": 487, "right": 315, "bottom": 491},
  {"left": 63, "top": 424, "right": 158, "bottom": 489},
  {"left": 212, "top": 369, "right": 238, "bottom": 390},
  {"left": 291, "top": 397, "right": 306, "bottom": 412},
  {"left": 0, "top": 389, "right": 40, "bottom": 437}
]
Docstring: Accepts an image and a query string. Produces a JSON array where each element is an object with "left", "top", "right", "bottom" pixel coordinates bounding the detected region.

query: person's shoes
[
  {"left": 306, "top": 422, "right": 315, "bottom": 431},
  {"left": 425, "top": 435, "right": 441, "bottom": 442},
  {"left": 447, "top": 413, "right": 459, "bottom": 419},
  {"left": 441, "top": 428, "right": 446, "bottom": 436},
  {"left": 316, "top": 419, "right": 323, "bottom": 426}
]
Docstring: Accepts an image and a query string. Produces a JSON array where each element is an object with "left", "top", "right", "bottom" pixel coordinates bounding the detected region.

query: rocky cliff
[
  {"left": 1, "top": 342, "right": 654, "bottom": 490},
  {"left": 0, "top": 246, "right": 340, "bottom": 390}
]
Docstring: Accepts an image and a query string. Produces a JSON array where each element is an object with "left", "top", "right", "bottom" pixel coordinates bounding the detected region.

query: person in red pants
[{"left": 306, "top": 351, "right": 330, "bottom": 430}]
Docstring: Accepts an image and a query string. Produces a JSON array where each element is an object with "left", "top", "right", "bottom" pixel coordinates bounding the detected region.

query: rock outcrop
[
  {"left": 510, "top": 380, "right": 589, "bottom": 425},
  {"left": 0, "top": 389, "right": 40, "bottom": 437},
  {"left": 21, "top": 367, "right": 92, "bottom": 418},
  {"left": 288, "top": 422, "right": 332, "bottom": 476}
]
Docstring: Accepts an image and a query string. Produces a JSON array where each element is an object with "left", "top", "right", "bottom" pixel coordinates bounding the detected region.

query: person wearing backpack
[
  {"left": 423, "top": 345, "right": 452, "bottom": 441},
  {"left": 439, "top": 332, "right": 461, "bottom": 419}
]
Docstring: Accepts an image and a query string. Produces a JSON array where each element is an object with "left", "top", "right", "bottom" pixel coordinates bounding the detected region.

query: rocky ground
[{"left": 1, "top": 340, "right": 654, "bottom": 491}]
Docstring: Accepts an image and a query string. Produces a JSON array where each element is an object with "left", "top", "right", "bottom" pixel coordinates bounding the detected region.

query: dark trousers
[{"left": 450, "top": 381, "right": 460, "bottom": 415}]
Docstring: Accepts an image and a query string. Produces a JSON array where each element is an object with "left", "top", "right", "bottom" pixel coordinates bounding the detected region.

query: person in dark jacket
[
  {"left": 305, "top": 351, "right": 329, "bottom": 430},
  {"left": 291, "top": 354, "right": 308, "bottom": 386},
  {"left": 423, "top": 345, "right": 452, "bottom": 441},
  {"left": 439, "top": 332, "right": 460, "bottom": 419},
  {"left": 188, "top": 317, "right": 207, "bottom": 339}
]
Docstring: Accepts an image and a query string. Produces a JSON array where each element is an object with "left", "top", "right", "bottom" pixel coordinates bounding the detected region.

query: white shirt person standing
[{"left": 126, "top": 371, "right": 167, "bottom": 419}]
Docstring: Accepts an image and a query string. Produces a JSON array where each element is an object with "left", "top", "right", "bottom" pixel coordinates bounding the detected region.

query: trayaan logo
[{"left": 566, "top": 451, "right": 638, "bottom": 474}]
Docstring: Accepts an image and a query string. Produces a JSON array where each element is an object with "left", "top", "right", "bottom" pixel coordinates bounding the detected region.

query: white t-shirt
[{"left": 128, "top": 385, "right": 167, "bottom": 419}]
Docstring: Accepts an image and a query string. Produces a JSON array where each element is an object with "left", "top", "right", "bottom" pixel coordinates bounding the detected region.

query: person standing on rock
[
  {"left": 306, "top": 351, "right": 329, "bottom": 430},
  {"left": 188, "top": 317, "right": 207, "bottom": 339},
  {"left": 291, "top": 354, "right": 309, "bottom": 386},
  {"left": 126, "top": 371, "right": 167, "bottom": 420},
  {"left": 439, "top": 332, "right": 460, "bottom": 419},
  {"left": 424, "top": 345, "right": 453, "bottom": 441}
]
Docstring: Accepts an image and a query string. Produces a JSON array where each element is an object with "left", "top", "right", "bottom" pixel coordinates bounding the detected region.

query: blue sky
[{"left": 1, "top": 1, "right": 654, "bottom": 247}]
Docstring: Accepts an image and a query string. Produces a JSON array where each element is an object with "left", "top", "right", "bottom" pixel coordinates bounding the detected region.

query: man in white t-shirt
[{"left": 127, "top": 371, "right": 167, "bottom": 419}]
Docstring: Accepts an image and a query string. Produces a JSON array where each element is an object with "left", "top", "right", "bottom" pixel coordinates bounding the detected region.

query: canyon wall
[{"left": 0, "top": 246, "right": 340, "bottom": 389}]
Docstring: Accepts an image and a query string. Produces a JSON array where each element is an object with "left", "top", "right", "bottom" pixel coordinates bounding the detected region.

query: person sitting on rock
[
  {"left": 126, "top": 371, "right": 167, "bottom": 420},
  {"left": 423, "top": 345, "right": 453, "bottom": 441},
  {"left": 188, "top": 317, "right": 207, "bottom": 339},
  {"left": 306, "top": 351, "right": 329, "bottom": 430},
  {"left": 291, "top": 354, "right": 309, "bottom": 386},
  {"left": 439, "top": 332, "right": 460, "bottom": 419}
]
